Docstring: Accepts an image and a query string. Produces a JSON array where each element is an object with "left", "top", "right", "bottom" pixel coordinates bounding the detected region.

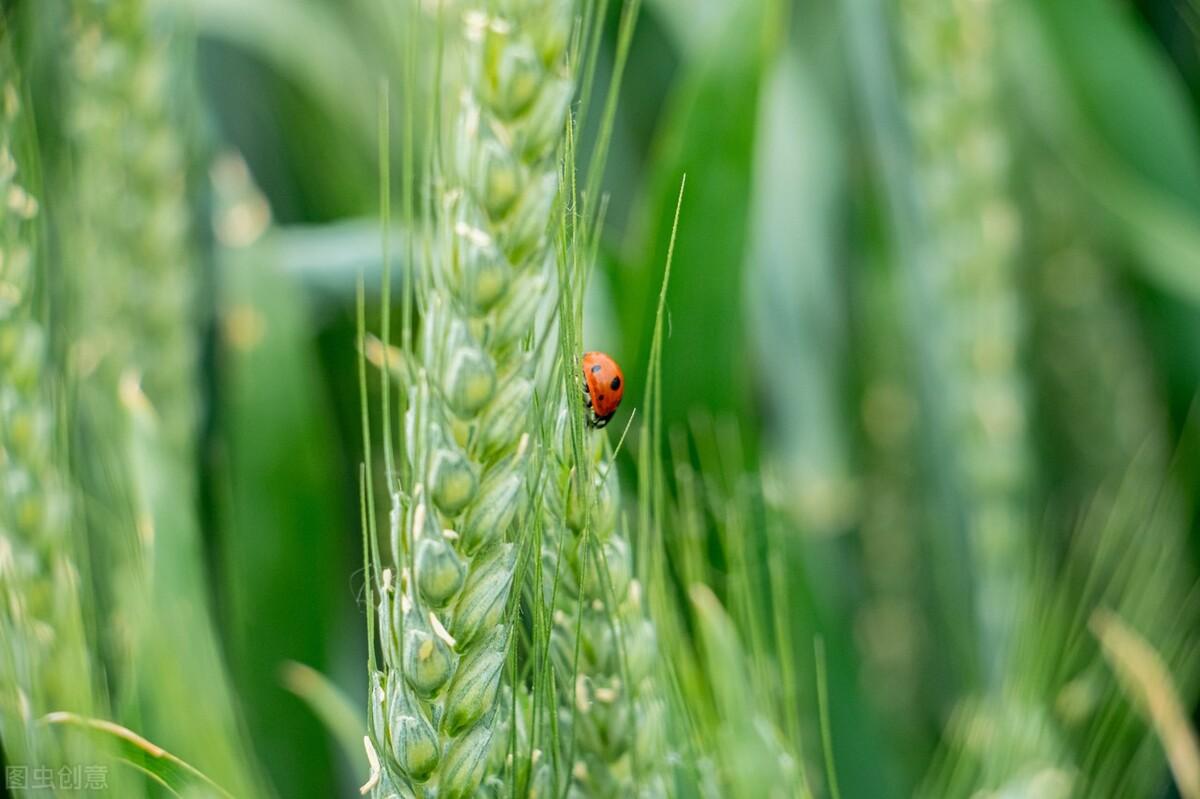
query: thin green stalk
[
  {"left": 815, "top": 639, "right": 842, "bottom": 799},
  {"left": 379, "top": 78, "right": 397, "bottom": 491}
]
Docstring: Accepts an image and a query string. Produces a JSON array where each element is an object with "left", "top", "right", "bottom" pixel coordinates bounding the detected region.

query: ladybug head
[{"left": 588, "top": 410, "right": 614, "bottom": 429}]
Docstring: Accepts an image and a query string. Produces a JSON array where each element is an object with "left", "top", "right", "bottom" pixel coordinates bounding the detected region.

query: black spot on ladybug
[
  {"left": 610, "top": 376, "right": 621, "bottom": 391},
  {"left": 590, "top": 364, "right": 602, "bottom": 373},
  {"left": 596, "top": 394, "right": 604, "bottom": 404}
]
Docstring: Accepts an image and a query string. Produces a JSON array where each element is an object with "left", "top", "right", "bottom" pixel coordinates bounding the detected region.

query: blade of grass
[
  {"left": 280, "top": 661, "right": 369, "bottom": 776},
  {"left": 42, "top": 713, "right": 233, "bottom": 799},
  {"left": 815, "top": 638, "right": 842, "bottom": 799},
  {"left": 1092, "top": 610, "right": 1200, "bottom": 799}
]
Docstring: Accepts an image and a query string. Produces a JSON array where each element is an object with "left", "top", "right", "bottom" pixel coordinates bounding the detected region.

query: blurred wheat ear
[
  {"left": 893, "top": 0, "right": 1034, "bottom": 691},
  {"left": 0, "top": 32, "right": 98, "bottom": 777},
  {"left": 55, "top": 2, "right": 263, "bottom": 795}
]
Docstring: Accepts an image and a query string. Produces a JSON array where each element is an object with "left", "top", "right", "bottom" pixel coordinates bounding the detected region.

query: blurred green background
[{"left": 191, "top": 0, "right": 1200, "bottom": 795}]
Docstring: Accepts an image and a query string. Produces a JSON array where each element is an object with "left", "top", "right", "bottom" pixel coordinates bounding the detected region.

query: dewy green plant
[{"left": 0, "top": 37, "right": 96, "bottom": 772}]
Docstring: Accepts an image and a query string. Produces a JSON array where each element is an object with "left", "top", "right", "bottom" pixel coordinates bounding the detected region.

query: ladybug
[{"left": 581, "top": 351, "right": 624, "bottom": 429}]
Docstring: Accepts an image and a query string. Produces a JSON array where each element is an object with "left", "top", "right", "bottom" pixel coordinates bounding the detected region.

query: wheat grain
[{"left": 369, "top": 1, "right": 577, "bottom": 795}]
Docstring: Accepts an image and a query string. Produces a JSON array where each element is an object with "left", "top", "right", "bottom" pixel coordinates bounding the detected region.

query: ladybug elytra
[{"left": 581, "top": 351, "right": 624, "bottom": 429}]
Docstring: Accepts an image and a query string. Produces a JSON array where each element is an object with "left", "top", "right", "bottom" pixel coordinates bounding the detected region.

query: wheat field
[{"left": 3, "top": 0, "right": 1200, "bottom": 797}]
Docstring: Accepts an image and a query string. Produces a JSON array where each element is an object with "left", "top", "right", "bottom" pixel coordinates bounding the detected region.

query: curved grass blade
[
  {"left": 1092, "top": 611, "right": 1200, "bottom": 799},
  {"left": 41, "top": 713, "right": 233, "bottom": 798},
  {"left": 280, "top": 662, "right": 369, "bottom": 776}
]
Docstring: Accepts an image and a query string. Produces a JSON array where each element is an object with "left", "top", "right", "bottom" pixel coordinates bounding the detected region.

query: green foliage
[
  {"left": 43, "top": 713, "right": 234, "bottom": 798},
  {"left": 213, "top": 160, "right": 346, "bottom": 799},
  {"left": 4, "top": 1, "right": 1200, "bottom": 798},
  {"left": 615, "top": 0, "right": 778, "bottom": 455}
]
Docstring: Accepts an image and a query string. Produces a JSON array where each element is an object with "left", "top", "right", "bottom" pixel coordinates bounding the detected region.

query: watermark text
[{"left": 5, "top": 765, "right": 109, "bottom": 791}]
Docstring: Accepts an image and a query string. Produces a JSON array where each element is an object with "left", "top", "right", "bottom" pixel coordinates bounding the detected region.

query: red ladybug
[{"left": 581, "top": 351, "right": 624, "bottom": 429}]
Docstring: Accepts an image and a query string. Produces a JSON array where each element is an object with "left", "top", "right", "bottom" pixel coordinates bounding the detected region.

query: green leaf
[
  {"left": 745, "top": 49, "right": 854, "bottom": 534},
  {"left": 120, "top": 360, "right": 267, "bottom": 799},
  {"left": 616, "top": 0, "right": 777, "bottom": 454},
  {"left": 273, "top": 220, "right": 407, "bottom": 301},
  {"left": 1034, "top": 0, "right": 1200, "bottom": 209},
  {"left": 280, "top": 661, "right": 369, "bottom": 776},
  {"left": 1007, "top": 0, "right": 1200, "bottom": 305},
  {"left": 183, "top": 0, "right": 378, "bottom": 145},
  {"left": 215, "top": 232, "right": 348, "bottom": 798}
]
